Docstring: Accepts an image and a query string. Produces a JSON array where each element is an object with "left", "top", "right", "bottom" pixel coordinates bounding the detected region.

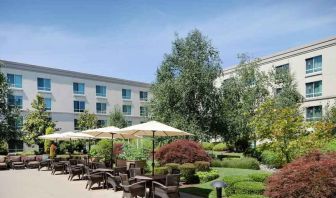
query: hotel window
[
  {"left": 97, "top": 120, "right": 107, "bottom": 128},
  {"left": 275, "top": 88, "right": 282, "bottom": 96},
  {"left": 37, "top": 78, "right": 51, "bottom": 91},
  {"left": 7, "top": 74, "right": 22, "bottom": 88},
  {"left": 140, "top": 106, "right": 148, "bottom": 117},
  {"left": 140, "top": 91, "right": 148, "bottom": 101},
  {"left": 306, "top": 55, "right": 322, "bottom": 74},
  {"left": 74, "top": 119, "right": 79, "bottom": 130},
  {"left": 122, "top": 89, "right": 131, "bottom": 99},
  {"left": 96, "top": 85, "right": 106, "bottom": 97},
  {"left": 73, "top": 82, "right": 85, "bottom": 95},
  {"left": 126, "top": 120, "right": 132, "bottom": 126},
  {"left": 74, "top": 101, "right": 85, "bottom": 112},
  {"left": 306, "top": 106, "right": 322, "bottom": 121},
  {"left": 44, "top": 98, "right": 52, "bottom": 111},
  {"left": 122, "top": 105, "right": 132, "bottom": 115},
  {"left": 96, "top": 102, "right": 107, "bottom": 114},
  {"left": 306, "top": 81, "right": 322, "bottom": 98},
  {"left": 15, "top": 116, "right": 23, "bottom": 130},
  {"left": 275, "top": 64, "right": 289, "bottom": 83},
  {"left": 8, "top": 95, "right": 23, "bottom": 109}
]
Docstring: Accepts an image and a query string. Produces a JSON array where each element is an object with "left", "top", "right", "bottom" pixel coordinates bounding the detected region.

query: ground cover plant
[{"left": 211, "top": 157, "right": 260, "bottom": 170}]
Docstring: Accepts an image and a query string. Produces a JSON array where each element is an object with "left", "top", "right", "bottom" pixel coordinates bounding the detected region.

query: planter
[
  {"left": 116, "top": 159, "right": 127, "bottom": 167},
  {"left": 126, "top": 160, "right": 146, "bottom": 170}
]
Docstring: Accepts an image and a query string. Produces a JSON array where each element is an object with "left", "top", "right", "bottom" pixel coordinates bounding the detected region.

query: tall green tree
[
  {"left": 0, "top": 62, "right": 20, "bottom": 142},
  {"left": 77, "top": 110, "right": 97, "bottom": 130},
  {"left": 44, "top": 126, "right": 54, "bottom": 153},
  {"left": 150, "top": 29, "right": 223, "bottom": 140},
  {"left": 22, "top": 94, "right": 55, "bottom": 145},
  {"left": 108, "top": 106, "right": 127, "bottom": 128},
  {"left": 219, "top": 54, "right": 269, "bottom": 149}
]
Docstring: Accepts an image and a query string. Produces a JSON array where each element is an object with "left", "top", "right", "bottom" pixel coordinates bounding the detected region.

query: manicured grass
[
  {"left": 180, "top": 168, "right": 268, "bottom": 198},
  {"left": 207, "top": 151, "right": 244, "bottom": 157}
]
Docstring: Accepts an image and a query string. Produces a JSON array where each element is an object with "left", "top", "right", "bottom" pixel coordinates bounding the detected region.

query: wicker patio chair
[
  {"left": 69, "top": 159, "right": 77, "bottom": 166},
  {"left": 24, "top": 156, "right": 40, "bottom": 169},
  {"left": 8, "top": 156, "right": 25, "bottom": 169},
  {"left": 51, "top": 162, "right": 66, "bottom": 175},
  {"left": 152, "top": 174, "right": 180, "bottom": 198},
  {"left": 39, "top": 159, "right": 51, "bottom": 171},
  {"left": 120, "top": 173, "right": 146, "bottom": 198},
  {"left": 129, "top": 168, "right": 142, "bottom": 179},
  {"left": 114, "top": 166, "right": 127, "bottom": 175},
  {"left": 0, "top": 155, "right": 8, "bottom": 170},
  {"left": 85, "top": 166, "right": 105, "bottom": 190},
  {"left": 106, "top": 172, "right": 122, "bottom": 192},
  {"left": 68, "top": 165, "right": 84, "bottom": 181}
]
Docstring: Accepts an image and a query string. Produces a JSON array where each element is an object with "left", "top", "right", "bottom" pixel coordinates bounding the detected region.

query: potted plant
[{"left": 119, "top": 143, "right": 148, "bottom": 169}]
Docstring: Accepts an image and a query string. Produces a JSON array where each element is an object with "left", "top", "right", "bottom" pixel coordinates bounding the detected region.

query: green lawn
[
  {"left": 206, "top": 151, "right": 243, "bottom": 157},
  {"left": 180, "top": 167, "right": 268, "bottom": 198}
]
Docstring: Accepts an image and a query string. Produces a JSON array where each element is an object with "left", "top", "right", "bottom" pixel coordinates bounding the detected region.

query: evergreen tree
[
  {"left": 77, "top": 110, "right": 97, "bottom": 130},
  {"left": 108, "top": 106, "right": 127, "bottom": 128}
]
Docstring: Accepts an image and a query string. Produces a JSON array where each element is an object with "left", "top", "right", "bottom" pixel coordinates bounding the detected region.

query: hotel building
[
  {"left": 221, "top": 36, "right": 336, "bottom": 121},
  {"left": 1, "top": 60, "right": 150, "bottom": 151}
]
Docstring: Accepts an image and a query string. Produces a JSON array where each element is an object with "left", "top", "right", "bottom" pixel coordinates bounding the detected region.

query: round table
[{"left": 134, "top": 175, "right": 166, "bottom": 196}]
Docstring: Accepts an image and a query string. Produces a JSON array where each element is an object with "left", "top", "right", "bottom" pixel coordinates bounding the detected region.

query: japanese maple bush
[
  {"left": 155, "top": 140, "right": 210, "bottom": 164},
  {"left": 265, "top": 151, "right": 336, "bottom": 198}
]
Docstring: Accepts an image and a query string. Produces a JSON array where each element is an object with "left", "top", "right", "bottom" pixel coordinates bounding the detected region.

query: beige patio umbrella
[
  {"left": 82, "top": 126, "right": 136, "bottom": 168},
  {"left": 38, "top": 133, "right": 65, "bottom": 141},
  {"left": 118, "top": 121, "right": 193, "bottom": 175}
]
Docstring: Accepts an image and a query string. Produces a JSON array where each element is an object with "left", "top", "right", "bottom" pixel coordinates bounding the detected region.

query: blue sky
[{"left": 0, "top": 0, "right": 335, "bottom": 83}]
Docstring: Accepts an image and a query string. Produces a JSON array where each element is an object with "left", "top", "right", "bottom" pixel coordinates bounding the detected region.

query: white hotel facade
[
  {"left": 221, "top": 36, "right": 336, "bottom": 121},
  {"left": 1, "top": 60, "right": 150, "bottom": 150}
]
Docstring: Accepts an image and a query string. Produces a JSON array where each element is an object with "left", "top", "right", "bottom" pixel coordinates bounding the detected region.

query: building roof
[
  {"left": 0, "top": 60, "right": 151, "bottom": 88},
  {"left": 223, "top": 35, "right": 336, "bottom": 74}
]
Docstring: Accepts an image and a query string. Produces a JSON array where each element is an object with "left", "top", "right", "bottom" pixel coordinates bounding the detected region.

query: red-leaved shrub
[
  {"left": 265, "top": 151, "right": 336, "bottom": 198},
  {"left": 113, "top": 143, "right": 123, "bottom": 156},
  {"left": 155, "top": 140, "right": 210, "bottom": 164}
]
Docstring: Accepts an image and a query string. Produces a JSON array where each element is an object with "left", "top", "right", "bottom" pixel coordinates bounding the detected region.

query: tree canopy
[
  {"left": 150, "top": 29, "right": 223, "bottom": 140},
  {"left": 77, "top": 110, "right": 97, "bottom": 130},
  {"left": 108, "top": 106, "right": 127, "bottom": 128}
]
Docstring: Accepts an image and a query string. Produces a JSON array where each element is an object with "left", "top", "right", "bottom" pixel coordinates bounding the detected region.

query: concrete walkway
[{"left": 0, "top": 168, "right": 201, "bottom": 198}]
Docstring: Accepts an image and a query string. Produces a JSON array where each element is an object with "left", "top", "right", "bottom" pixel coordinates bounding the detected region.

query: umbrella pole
[
  {"left": 111, "top": 133, "right": 114, "bottom": 168},
  {"left": 152, "top": 130, "right": 155, "bottom": 176}
]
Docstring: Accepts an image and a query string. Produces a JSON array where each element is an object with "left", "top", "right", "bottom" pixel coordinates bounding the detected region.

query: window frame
[
  {"left": 122, "top": 105, "right": 132, "bottom": 115},
  {"left": 44, "top": 98, "right": 52, "bottom": 111},
  {"left": 37, "top": 78, "right": 51, "bottom": 91},
  {"left": 140, "top": 106, "right": 148, "bottom": 117},
  {"left": 306, "top": 106, "right": 322, "bottom": 121},
  {"left": 96, "top": 85, "right": 107, "bottom": 97},
  {"left": 306, "top": 55, "right": 322, "bottom": 74},
  {"left": 306, "top": 81, "right": 322, "bottom": 98},
  {"left": 7, "top": 74, "right": 22, "bottom": 88},
  {"left": 140, "top": 91, "right": 148, "bottom": 101},
  {"left": 122, "top": 89, "right": 131, "bottom": 100},
  {"left": 73, "top": 82, "right": 85, "bottom": 95},
  {"left": 74, "top": 101, "right": 85, "bottom": 112},
  {"left": 96, "top": 102, "right": 107, "bottom": 114},
  {"left": 8, "top": 95, "right": 23, "bottom": 109}
]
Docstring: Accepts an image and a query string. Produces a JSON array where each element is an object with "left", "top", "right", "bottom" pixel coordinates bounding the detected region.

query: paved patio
[
  {"left": 0, "top": 168, "right": 201, "bottom": 198},
  {"left": 0, "top": 169, "right": 122, "bottom": 198}
]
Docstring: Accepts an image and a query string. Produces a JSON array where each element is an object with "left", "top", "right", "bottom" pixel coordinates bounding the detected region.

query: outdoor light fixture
[{"left": 211, "top": 180, "right": 228, "bottom": 198}]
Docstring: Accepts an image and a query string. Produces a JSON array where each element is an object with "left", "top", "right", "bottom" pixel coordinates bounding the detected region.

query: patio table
[
  {"left": 93, "top": 168, "right": 114, "bottom": 189},
  {"left": 134, "top": 175, "right": 166, "bottom": 196}
]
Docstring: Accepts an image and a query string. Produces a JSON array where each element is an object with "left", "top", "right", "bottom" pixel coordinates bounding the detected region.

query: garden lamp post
[{"left": 211, "top": 181, "right": 228, "bottom": 198}]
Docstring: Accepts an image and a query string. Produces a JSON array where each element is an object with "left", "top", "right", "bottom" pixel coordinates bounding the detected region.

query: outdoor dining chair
[
  {"left": 51, "top": 162, "right": 66, "bottom": 175},
  {"left": 120, "top": 173, "right": 147, "bottom": 198},
  {"left": 85, "top": 166, "right": 105, "bottom": 190},
  {"left": 152, "top": 174, "right": 180, "bottom": 198},
  {"left": 68, "top": 165, "right": 84, "bottom": 181}
]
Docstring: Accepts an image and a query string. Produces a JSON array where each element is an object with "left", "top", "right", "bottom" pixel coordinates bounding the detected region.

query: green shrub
[
  {"left": 165, "top": 163, "right": 180, "bottom": 173},
  {"left": 221, "top": 158, "right": 260, "bottom": 170},
  {"left": 260, "top": 150, "right": 285, "bottom": 168},
  {"left": 217, "top": 154, "right": 241, "bottom": 160},
  {"left": 223, "top": 175, "right": 253, "bottom": 196},
  {"left": 234, "top": 181, "right": 265, "bottom": 195},
  {"left": 213, "top": 143, "right": 227, "bottom": 151},
  {"left": 194, "top": 161, "right": 210, "bottom": 171},
  {"left": 195, "top": 169, "right": 219, "bottom": 183},
  {"left": 202, "top": 142, "right": 215, "bottom": 150},
  {"left": 322, "top": 139, "right": 336, "bottom": 152},
  {"left": 248, "top": 173, "right": 271, "bottom": 182},
  {"left": 0, "top": 141, "right": 8, "bottom": 155},
  {"left": 210, "top": 159, "right": 222, "bottom": 167},
  {"left": 154, "top": 167, "right": 168, "bottom": 175},
  {"left": 180, "top": 163, "right": 199, "bottom": 184},
  {"left": 229, "top": 194, "right": 267, "bottom": 198}
]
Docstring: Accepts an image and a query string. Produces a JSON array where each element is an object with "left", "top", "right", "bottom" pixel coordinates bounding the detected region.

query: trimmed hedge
[
  {"left": 213, "top": 143, "right": 227, "bottom": 151},
  {"left": 234, "top": 181, "right": 265, "bottom": 195},
  {"left": 195, "top": 169, "right": 219, "bottom": 183},
  {"left": 180, "top": 163, "right": 199, "bottom": 184},
  {"left": 211, "top": 158, "right": 260, "bottom": 170},
  {"left": 229, "top": 194, "right": 267, "bottom": 198},
  {"left": 248, "top": 173, "right": 271, "bottom": 183},
  {"left": 165, "top": 163, "right": 180, "bottom": 173},
  {"left": 154, "top": 167, "right": 168, "bottom": 175},
  {"left": 223, "top": 175, "right": 253, "bottom": 196},
  {"left": 202, "top": 142, "right": 215, "bottom": 151},
  {"left": 194, "top": 161, "right": 210, "bottom": 171}
]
